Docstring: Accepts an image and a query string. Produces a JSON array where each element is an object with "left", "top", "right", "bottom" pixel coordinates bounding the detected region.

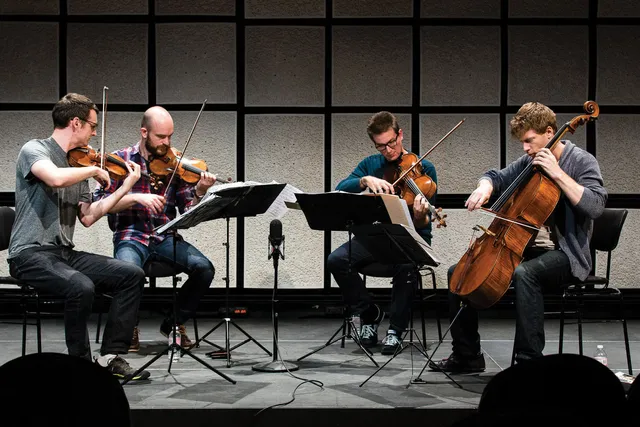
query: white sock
[{"left": 96, "top": 354, "right": 118, "bottom": 367}]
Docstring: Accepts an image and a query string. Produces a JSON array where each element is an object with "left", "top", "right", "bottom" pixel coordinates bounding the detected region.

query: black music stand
[
  {"left": 295, "top": 192, "right": 396, "bottom": 367},
  {"left": 194, "top": 183, "right": 287, "bottom": 367},
  {"left": 348, "top": 223, "right": 448, "bottom": 387},
  {"left": 121, "top": 192, "right": 239, "bottom": 386}
]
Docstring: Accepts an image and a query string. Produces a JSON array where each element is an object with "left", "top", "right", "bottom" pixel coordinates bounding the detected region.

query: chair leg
[
  {"left": 35, "top": 292, "right": 42, "bottom": 354},
  {"left": 619, "top": 294, "right": 633, "bottom": 375},
  {"left": 95, "top": 301, "right": 102, "bottom": 344},
  {"left": 511, "top": 330, "right": 517, "bottom": 367},
  {"left": 429, "top": 268, "right": 443, "bottom": 342},
  {"left": 577, "top": 298, "right": 583, "bottom": 356},
  {"left": 193, "top": 315, "right": 200, "bottom": 348},
  {"left": 21, "top": 290, "right": 27, "bottom": 357},
  {"left": 417, "top": 272, "right": 426, "bottom": 347},
  {"left": 559, "top": 294, "right": 565, "bottom": 354}
]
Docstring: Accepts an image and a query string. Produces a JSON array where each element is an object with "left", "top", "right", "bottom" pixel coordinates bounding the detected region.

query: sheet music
[
  {"left": 379, "top": 193, "right": 415, "bottom": 230},
  {"left": 400, "top": 223, "right": 441, "bottom": 266},
  {"left": 206, "top": 180, "right": 304, "bottom": 220}
]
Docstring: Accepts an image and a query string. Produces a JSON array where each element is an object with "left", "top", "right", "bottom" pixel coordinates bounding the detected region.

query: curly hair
[{"left": 509, "top": 102, "right": 557, "bottom": 140}]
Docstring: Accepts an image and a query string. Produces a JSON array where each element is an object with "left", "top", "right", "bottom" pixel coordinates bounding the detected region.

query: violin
[
  {"left": 67, "top": 86, "right": 144, "bottom": 182},
  {"left": 383, "top": 152, "right": 447, "bottom": 228},
  {"left": 449, "top": 101, "right": 600, "bottom": 309},
  {"left": 68, "top": 145, "right": 148, "bottom": 180},
  {"left": 148, "top": 146, "right": 208, "bottom": 185}
]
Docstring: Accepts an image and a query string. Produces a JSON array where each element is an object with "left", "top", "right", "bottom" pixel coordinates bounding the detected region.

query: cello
[{"left": 450, "top": 101, "right": 600, "bottom": 309}]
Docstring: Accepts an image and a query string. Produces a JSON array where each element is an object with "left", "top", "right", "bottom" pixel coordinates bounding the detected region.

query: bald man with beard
[{"left": 96, "top": 106, "right": 217, "bottom": 351}]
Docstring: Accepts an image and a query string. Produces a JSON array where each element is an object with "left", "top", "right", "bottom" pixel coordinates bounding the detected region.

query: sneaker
[
  {"left": 100, "top": 356, "right": 150, "bottom": 381},
  {"left": 129, "top": 326, "right": 140, "bottom": 352},
  {"left": 381, "top": 330, "right": 403, "bottom": 355},
  {"left": 358, "top": 305, "right": 385, "bottom": 347},
  {"left": 428, "top": 352, "right": 486, "bottom": 373},
  {"left": 160, "top": 320, "right": 194, "bottom": 349}
]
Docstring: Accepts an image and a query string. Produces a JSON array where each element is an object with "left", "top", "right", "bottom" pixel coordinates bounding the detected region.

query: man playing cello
[{"left": 431, "top": 102, "right": 607, "bottom": 372}]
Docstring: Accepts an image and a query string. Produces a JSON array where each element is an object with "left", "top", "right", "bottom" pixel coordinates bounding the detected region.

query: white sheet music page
[
  {"left": 400, "top": 223, "right": 441, "bottom": 266},
  {"left": 378, "top": 194, "right": 415, "bottom": 230},
  {"left": 205, "top": 180, "right": 304, "bottom": 220}
]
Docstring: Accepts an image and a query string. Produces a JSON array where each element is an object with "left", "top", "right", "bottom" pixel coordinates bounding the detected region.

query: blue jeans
[
  {"left": 448, "top": 248, "right": 574, "bottom": 361},
  {"left": 9, "top": 246, "right": 145, "bottom": 359},
  {"left": 114, "top": 237, "right": 214, "bottom": 324},
  {"left": 327, "top": 236, "right": 425, "bottom": 333}
]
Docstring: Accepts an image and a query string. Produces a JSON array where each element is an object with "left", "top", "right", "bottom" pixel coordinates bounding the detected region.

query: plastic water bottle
[
  {"left": 593, "top": 344, "right": 608, "bottom": 367},
  {"left": 168, "top": 326, "right": 181, "bottom": 362}
]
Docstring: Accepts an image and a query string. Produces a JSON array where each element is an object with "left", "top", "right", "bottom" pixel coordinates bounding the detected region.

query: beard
[{"left": 144, "top": 137, "right": 168, "bottom": 158}]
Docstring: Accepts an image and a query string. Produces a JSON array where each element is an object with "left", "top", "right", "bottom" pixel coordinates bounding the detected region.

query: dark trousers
[
  {"left": 114, "top": 236, "right": 214, "bottom": 324},
  {"left": 9, "top": 246, "right": 145, "bottom": 359},
  {"left": 448, "top": 248, "right": 574, "bottom": 361},
  {"left": 327, "top": 237, "right": 418, "bottom": 332}
]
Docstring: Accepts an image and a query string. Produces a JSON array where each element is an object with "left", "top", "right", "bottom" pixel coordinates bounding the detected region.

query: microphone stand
[{"left": 252, "top": 232, "right": 299, "bottom": 372}]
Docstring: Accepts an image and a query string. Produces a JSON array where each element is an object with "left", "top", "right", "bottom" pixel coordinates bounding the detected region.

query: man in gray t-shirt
[{"left": 7, "top": 93, "right": 151, "bottom": 381}]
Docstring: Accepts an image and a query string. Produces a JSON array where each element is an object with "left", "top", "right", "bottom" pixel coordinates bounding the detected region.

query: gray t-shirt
[{"left": 8, "top": 137, "right": 91, "bottom": 259}]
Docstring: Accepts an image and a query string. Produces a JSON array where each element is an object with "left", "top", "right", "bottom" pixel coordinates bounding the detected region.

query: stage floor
[{"left": 1, "top": 311, "right": 638, "bottom": 426}]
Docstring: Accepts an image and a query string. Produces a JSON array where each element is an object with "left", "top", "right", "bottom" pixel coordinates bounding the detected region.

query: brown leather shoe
[
  {"left": 129, "top": 326, "right": 140, "bottom": 352},
  {"left": 177, "top": 324, "right": 193, "bottom": 349},
  {"left": 429, "top": 352, "right": 485, "bottom": 373}
]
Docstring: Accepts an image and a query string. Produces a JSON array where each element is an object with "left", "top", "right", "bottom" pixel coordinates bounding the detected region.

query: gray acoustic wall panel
[
  {"left": 598, "top": 1, "right": 640, "bottom": 17},
  {"left": 245, "top": 26, "right": 324, "bottom": 107},
  {"left": 508, "top": 0, "right": 588, "bottom": 18},
  {"left": 1, "top": 1, "right": 59, "bottom": 14},
  {"left": 596, "top": 114, "right": 639, "bottom": 194},
  {"left": 155, "top": 0, "right": 235, "bottom": 15},
  {"left": 421, "top": 114, "right": 500, "bottom": 194},
  {"left": 156, "top": 23, "right": 236, "bottom": 104},
  {"left": 0, "top": 23, "right": 59, "bottom": 103},
  {"left": 421, "top": 0, "right": 499, "bottom": 18},
  {"left": 68, "top": 0, "right": 147, "bottom": 14},
  {"left": 508, "top": 26, "right": 588, "bottom": 106},
  {"left": 245, "top": 115, "right": 324, "bottom": 289},
  {"left": 596, "top": 209, "right": 640, "bottom": 288},
  {"left": 431, "top": 209, "right": 493, "bottom": 289},
  {"left": 505, "top": 113, "right": 588, "bottom": 165},
  {"left": 245, "top": 0, "right": 325, "bottom": 18},
  {"left": 67, "top": 24, "right": 148, "bottom": 105},
  {"left": 330, "top": 113, "right": 411, "bottom": 288},
  {"left": 332, "top": 26, "right": 412, "bottom": 106},
  {"left": 421, "top": 26, "right": 501, "bottom": 106},
  {"left": 597, "top": 26, "right": 640, "bottom": 105},
  {"left": 333, "top": 0, "right": 412, "bottom": 17},
  {"left": 0, "top": 112, "right": 53, "bottom": 192}
]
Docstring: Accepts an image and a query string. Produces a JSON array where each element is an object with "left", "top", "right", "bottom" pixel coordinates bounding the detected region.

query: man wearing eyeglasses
[
  {"left": 327, "top": 111, "right": 438, "bottom": 355},
  {"left": 7, "top": 93, "right": 151, "bottom": 381}
]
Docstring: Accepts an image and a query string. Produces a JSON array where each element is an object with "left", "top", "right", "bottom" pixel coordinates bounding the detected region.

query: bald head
[
  {"left": 140, "top": 106, "right": 174, "bottom": 158},
  {"left": 141, "top": 106, "right": 173, "bottom": 131}
]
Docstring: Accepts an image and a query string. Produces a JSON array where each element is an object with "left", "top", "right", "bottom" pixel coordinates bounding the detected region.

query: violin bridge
[{"left": 476, "top": 225, "right": 496, "bottom": 237}]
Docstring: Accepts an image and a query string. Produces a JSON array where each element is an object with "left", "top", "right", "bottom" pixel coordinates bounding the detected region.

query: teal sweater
[{"left": 336, "top": 153, "right": 438, "bottom": 243}]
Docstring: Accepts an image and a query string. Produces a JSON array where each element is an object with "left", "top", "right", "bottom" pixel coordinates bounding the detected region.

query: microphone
[{"left": 268, "top": 219, "right": 284, "bottom": 260}]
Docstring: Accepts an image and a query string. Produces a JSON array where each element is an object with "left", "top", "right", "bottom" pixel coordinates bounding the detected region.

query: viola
[
  {"left": 383, "top": 152, "right": 447, "bottom": 228},
  {"left": 449, "top": 101, "right": 600, "bottom": 309}
]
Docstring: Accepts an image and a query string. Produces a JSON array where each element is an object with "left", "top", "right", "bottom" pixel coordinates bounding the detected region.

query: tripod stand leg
[
  {"left": 297, "top": 322, "right": 349, "bottom": 361},
  {"left": 180, "top": 345, "right": 236, "bottom": 384},
  {"left": 411, "top": 304, "right": 466, "bottom": 389},
  {"left": 120, "top": 346, "right": 170, "bottom": 386},
  {"left": 229, "top": 319, "right": 272, "bottom": 356}
]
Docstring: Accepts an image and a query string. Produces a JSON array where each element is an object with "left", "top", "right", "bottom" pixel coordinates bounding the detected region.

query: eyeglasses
[
  {"left": 80, "top": 118, "right": 98, "bottom": 131},
  {"left": 374, "top": 135, "right": 399, "bottom": 152}
]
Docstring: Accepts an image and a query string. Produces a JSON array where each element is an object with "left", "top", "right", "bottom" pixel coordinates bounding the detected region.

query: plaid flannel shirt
[{"left": 94, "top": 143, "right": 198, "bottom": 246}]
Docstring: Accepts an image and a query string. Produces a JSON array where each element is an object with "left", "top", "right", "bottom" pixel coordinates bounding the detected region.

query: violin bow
[
  {"left": 163, "top": 99, "right": 207, "bottom": 199},
  {"left": 391, "top": 118, "right": 465, "bottom": 187},
  {"left": 99, "top": 86, "right": 109, "bottom": 170}
]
